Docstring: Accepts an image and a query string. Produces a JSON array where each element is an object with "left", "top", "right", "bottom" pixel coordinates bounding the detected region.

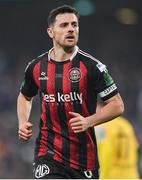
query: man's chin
[
  {"left": 63, "top": 45, "right": 76, "bottom": 52},
  {"left": 64, "top": 43, "right": 77, "bottom": 48}
]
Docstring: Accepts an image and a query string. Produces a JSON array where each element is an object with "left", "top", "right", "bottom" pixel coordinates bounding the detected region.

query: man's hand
[
  {"left": 18, "top": 122, "right": 33, "bottom": 141},
  {"left": 69, "top": 112, "right": 89, "bottom": 133}
]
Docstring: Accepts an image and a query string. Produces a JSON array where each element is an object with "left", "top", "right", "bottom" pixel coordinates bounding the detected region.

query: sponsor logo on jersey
[
  {"left": 68, "top": 68, "right": 81, "bottom": 82},
  {"left": 35, "top": 164, "right": 50, "bottom": 178},
  {"left": 43, "top": 92, "right": 83, "bottom": 104}
]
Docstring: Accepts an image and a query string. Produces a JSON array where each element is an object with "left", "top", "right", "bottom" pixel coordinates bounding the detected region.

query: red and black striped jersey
[{"left": 20, "top": 46, "right": 118, "bottom": 170}]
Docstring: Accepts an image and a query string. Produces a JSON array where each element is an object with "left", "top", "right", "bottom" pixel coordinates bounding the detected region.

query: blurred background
[{"left": 0, "top": 0, "right": 142, "bottom": 178}]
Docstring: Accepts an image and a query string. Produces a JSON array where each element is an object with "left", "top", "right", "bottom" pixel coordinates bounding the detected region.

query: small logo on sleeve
[{"left": 96, "top": 62, "right": 107, "bottom": 72}]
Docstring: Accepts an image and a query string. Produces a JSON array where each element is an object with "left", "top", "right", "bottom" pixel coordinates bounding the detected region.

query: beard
[
  {"left": 63, "top": 38, "right": 78, "bottom": 48},
  {"left": 54, "top": 36, "right": 78, "bottom": 48}
]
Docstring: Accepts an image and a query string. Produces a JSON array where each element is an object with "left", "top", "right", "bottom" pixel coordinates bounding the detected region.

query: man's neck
[{"left": 49, "top": 46, "right": 76, "bottom": 62}]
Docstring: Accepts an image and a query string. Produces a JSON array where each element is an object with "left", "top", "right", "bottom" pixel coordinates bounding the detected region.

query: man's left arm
[{"left": 69, "top": 93, "right": 124, "bottom": 133}]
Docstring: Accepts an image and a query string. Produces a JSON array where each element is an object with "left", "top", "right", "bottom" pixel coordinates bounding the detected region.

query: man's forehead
[{"left": 55, "top": 13, "right": 78, "bottom": 23}]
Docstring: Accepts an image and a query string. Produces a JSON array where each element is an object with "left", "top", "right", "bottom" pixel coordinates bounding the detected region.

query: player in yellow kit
[{"left": 95, "top": 115, "right": 140, "bottom": 179}]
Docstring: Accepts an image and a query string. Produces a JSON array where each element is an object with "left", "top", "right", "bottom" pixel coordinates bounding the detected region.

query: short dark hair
[{"left": 48, "top": 5, "right": 79, "bottom": 27}]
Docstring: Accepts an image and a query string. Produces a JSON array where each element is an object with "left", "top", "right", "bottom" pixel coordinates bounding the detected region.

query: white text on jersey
[{"left": 43, "top": 92, "right": 83, "bottom": 104}]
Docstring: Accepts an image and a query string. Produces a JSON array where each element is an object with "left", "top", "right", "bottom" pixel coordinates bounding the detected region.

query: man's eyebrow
[
  {"left": 72, "top": 21, "right": 78, "bottom": 23},
  {"left": 59, "top": 21, "right": 78, "bottom": 24}
]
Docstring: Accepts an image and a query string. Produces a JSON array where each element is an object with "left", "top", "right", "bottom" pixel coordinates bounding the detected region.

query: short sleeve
[
  {"left": 92, "top": 62, "right": 118, "bottom": 101},
  {"left": 20, "top": 61, "right": 38, "bottom": 97}
]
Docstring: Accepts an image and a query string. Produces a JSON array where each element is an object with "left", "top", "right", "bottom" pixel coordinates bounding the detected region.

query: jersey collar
[{"left": 48, "top": 46, "right": 79, "bottom": 61}]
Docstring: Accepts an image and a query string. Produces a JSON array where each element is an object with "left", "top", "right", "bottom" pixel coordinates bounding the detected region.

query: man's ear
[{"left": 47, "top": 27, "right": 54, "bottom": 38}]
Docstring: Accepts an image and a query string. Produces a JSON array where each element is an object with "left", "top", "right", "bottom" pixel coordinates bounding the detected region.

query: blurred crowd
[{"left": 0, "top": 0, "right": 142, "bottom": 178}]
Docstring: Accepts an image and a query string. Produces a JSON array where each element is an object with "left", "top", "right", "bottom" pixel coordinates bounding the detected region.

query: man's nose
[{"left": 68, "top": 24, "right": 74, "bottom": 32}]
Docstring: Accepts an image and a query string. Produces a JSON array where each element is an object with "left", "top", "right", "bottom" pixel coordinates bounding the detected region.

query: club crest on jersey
[{"left": 68, "top": 68, "right": 81, "bottom": 83}]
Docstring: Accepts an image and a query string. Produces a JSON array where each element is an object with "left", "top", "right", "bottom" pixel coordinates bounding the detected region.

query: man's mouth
[{"left": 66, "top": 35, "right": 75, "bottom": 40}]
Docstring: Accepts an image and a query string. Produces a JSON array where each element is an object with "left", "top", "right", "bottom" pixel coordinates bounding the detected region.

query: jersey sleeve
[
  {"left": 20, "top": 61, "right": 38, "bottom": 97},
  {"left": 92, "top": 61, "right": 118, "bottom": 101}
]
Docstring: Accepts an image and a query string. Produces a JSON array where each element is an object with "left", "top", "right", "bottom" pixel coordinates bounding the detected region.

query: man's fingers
[
  {"left": 69, "top": 117, "right": 80, "bottom": 123},
  {"left": 18, "top": 125, "right": 33, "bottom": 140},
  {"left": 26, "top": 122, "right": 33, "bottom": 129},
  {"left": 19, "top": 127, "right": 32, "bottom": 134},
  {"left": 73, "top": 129, "right": 82, "bottom": 133},
  {"left": 19, "top": 130, "right": 32, "bottom": 136},
  {"left": 19, "top": 135, "right": 31, "bottom": 141},
  {"left": 19, "top": 130, "right": 32, "bottom": 137},
  {"left": 71, "top": 126, "right": 82, "bottom": 130},
  {"left": 19, "top": 122, "right": 33, "bottom": 134},
  {"left": 69, "top": 111, "right": 80, "bottom": 118},
  {"left": 70, "top": 121, "right": 81, "bottom": 127},
  {"left": 18, "top": 122, "right": 33, "bottom": 141},
  {"left": 19, "top": 131, "right": 32, "bottom": 141}
]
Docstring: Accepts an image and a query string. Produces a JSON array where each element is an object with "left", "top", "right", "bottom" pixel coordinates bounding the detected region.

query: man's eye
[
  {"left": 72, "top": 23, "right": 78, "bottom": 27},
  {"left": 60, "top": 23, "right": 68, "bottom": 27},
  {"left": 73, "top": 24, "right": 77, "bottom": 27}
]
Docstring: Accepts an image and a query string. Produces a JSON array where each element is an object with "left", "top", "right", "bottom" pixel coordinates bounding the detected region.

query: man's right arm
[{"left": 17, "top": 92, "right": 33, "bottom": 141}]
